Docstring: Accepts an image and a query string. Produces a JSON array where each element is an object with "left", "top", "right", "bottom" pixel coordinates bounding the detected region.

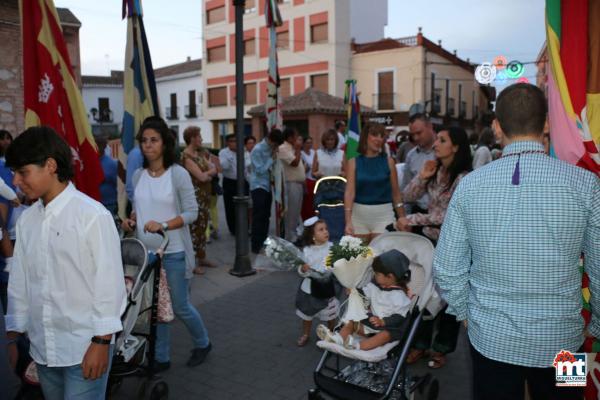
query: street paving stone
[{"left": 113, "top": 200, "right": 472, "bottom": 399}]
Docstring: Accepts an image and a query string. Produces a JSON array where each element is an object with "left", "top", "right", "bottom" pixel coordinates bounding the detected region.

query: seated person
[{"left": 317, "top": 249, "right": 413, "bottom": 351}]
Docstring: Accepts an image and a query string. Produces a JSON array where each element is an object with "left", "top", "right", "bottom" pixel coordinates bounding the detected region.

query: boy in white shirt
[{"left": 5, "top": 126, "right": 126, "bottom": 400}]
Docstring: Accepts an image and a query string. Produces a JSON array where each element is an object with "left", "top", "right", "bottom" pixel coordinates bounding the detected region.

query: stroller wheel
[
  {"left": 411, "top": 376, "right": 439, "bottom": 400},
  {"left": 136, "top": 378, "right": 169, "bottom": 400},
  {"left": 308, "top": 388, "right": 326, "bottom": 400}
]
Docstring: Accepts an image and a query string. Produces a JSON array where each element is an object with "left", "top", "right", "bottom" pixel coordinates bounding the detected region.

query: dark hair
[
  {"left": 5, "top": 126, "right": 74, "bottom": 182},
  {"left": 283, "top": 127, "right": 297, "bottom": 142},
  {"left": 358, "top": 122, "right": 385, "bottom": 155},
  {"left": 268, "top": 128, "right": 285, "bottom": 146},
  {"left": 495, "top": 83, "right": 547, "bottom": 137},
  {"left": 335, "top": 120, "right": 346, "bottom": 131},
  {"left": 468, "top": 132, "right": 479, "bottom": 146},
  {"left": 372, "top": 256, "right": 409, "bottom": 290},
  {"left": 432, "top": 126, "right": 472, "bottom": 191},
  {"left": 321, "top": 129, "right": 339, "bottom": 149},
  {"left": 0, "top": 130, "right": 13, "bottom": 142},
  {"left": 136, "top": 118, "right": 176, "bottom": 169},
  {"left": 244, "top": 135, "right": 256, "bottom": 145},
  {"left": 183, "top": 126, "right": 200, "bottom": 145},
  {"left": 477, "top": 127, "right": 495, "bottom": 149},
  {"left": 301, "top": 219, "right": 326, "bottom": 246},
  {"left": 408, "top": 112, "right": 430, "bottom": 125},
  {"left": 225, "top": 133, "right": 236, "bottom": 142},
  {"left": 302, "top": 135, "right": 312, "bottom": 144}
]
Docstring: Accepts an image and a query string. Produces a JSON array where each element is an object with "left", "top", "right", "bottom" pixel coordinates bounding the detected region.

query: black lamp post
[{"left": 229, "top": 0, "right": 255, "bottom": 277}]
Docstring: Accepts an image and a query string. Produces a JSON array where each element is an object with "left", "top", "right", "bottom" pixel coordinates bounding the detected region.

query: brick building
[{"left": 0, "top": 1, "right": 81, "bottom": 135}]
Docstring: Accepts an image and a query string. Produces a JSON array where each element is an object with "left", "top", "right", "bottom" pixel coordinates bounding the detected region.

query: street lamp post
[{"left": 230, "top": 0, "right": 256, "bottom": 277}]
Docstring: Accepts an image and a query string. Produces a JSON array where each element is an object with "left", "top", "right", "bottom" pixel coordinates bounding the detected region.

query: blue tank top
[{"left": 355, "top": 154, "right": 392, "bottom": 205}]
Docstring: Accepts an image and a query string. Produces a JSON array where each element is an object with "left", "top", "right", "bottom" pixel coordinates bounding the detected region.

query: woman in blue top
[{"left": 344, "top": 123, "right": 404, "bottom": 243}]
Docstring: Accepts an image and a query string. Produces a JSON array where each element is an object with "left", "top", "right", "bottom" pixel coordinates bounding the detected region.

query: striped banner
[
  {"left": 344, "top": 80, "right": 361, "bottom": 160},
  {"left": 20, "top": 0, "right": 104, "bottom": 199}
]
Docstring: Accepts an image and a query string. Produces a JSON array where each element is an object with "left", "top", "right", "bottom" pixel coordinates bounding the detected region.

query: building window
[
  {"left": 447, "top": 98, "right": 455, "bottom": 116},
  {"left": 244, "top": 0, "right": 256, "bottom": 13},
  {"left": 208, "top": 87, "right": 227, "bottom": 107},
  {"left": 207, "top": 45, "right": 226, "bottom": 63},
  {"left": 433, "top": 88, "right": 442, "bottom": 114},
  {"left": 310, "top": 74, "right": 328, "bottom": 93},
  {"left": 186, "top": 90, "right": 197, "bottom": 118},
  {"left": 460, "top": 101, "right": 467, "bottom": 118},
  {"left": 243, "top": 38, "right": 256, "bottom": 56},
  {"left": 166, "top": 93, "right": 178, "bottom": 120},
  {"left": 376, "top": 71, "right": 394, "bottom": 110},
  {"left": 98, "top": 97, "right": 112, "bottom": 122},
  {"left": 206, "top": 6, "right": 225, "bottom": 24},
  {"left": 277, "top": 0, "right": 291, "bottom": 3},
  {"left": 310, "top": 23, "right": 328, "bottom": 43},
  {"left": 280, "top": 78, "right": 291, "bottom": 98},
  {"left": 244, "top": 83, "right": 257, "bottom": 105},
  {"left": 276, "top": 30, "right": 289, "bottom": 50}
]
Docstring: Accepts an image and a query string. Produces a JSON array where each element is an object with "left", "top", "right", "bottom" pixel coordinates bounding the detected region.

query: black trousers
[
  {"left": 251, "top": 188, "right": 272, "bottom": 253},
  {"left": 222, "top": 177, "right": 237, "bottom": 235},
  {"left": 470, "top": 343, "right": 584, "bottom": 400}
]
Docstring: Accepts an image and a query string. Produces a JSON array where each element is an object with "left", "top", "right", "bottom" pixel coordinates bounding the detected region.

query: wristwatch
[
  {"left": 91, "top": 336, "right": 111, "bottom": 345},
  {"left": 161, "top": 222, "right": 169, "bottom": 232}
]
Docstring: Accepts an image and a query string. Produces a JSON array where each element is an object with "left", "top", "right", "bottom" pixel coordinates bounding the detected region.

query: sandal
[
  {"left": 200, "top": 259, "right": 218, "bottom": 268},
  {"left": 406, "top": 349, "right": 426, "bottom": 364},
  {"left": 297, "top": 334, "right": 309, "bottom": 347},
  {"left": 193, "top": 266, "right": 206, "bottom": 275},
  {"left": 427, "top": 352, "right": 446, "bottom": 369}
]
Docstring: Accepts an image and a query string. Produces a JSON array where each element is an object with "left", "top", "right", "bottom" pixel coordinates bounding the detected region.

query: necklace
[{"left": 148, "top": 167, "right": 164, "bottom": 177}]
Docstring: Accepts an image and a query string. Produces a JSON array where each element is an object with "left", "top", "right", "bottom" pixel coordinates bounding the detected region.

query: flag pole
[{"left": 230, "top": 0, "right": 255, "bottom": 277}]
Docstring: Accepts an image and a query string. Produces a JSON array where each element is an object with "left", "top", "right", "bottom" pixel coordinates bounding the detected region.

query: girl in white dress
[{"left": 295, "top": 217, "right": 339, "bottom": 346}]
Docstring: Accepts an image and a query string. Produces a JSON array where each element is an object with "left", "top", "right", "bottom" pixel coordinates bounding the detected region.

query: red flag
[{"left": 21, "top": 0, "right": 103, "bottom": 199}]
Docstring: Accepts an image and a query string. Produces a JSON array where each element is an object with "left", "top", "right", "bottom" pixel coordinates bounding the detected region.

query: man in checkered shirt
[{"left": 434, "top": 83, "right": 600, "bottom": 400}]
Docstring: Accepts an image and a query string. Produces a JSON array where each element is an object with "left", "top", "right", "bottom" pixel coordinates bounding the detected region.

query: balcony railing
[
  {"left": 185, "top": 104, "right": 201, "bottom": 118},
  {"left": 165, "top": 106, "right": 179, "bottom": 120},
  {"left": 372, "top": 93, "right": 398, "bottom": 111}
]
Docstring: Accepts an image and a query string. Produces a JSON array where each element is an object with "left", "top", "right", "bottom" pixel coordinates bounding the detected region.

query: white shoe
[
  {"left": 343, "top": 335, "right": 361, "bottom": 350},
  {"left": 316, "top": 324, "right": 343, "bottom": 345}
]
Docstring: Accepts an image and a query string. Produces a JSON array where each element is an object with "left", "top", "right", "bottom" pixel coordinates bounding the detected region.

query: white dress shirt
[
  {"left": 6, "top": 183, "right": 126, "bottom": 367},
  {"left": 219, "top": 147, "right": 250, "bottom": 180}
]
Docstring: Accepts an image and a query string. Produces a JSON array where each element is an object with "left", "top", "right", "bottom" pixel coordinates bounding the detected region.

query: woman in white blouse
[{"left": 312, "top": 129, "right": 345, "bottom": 178}]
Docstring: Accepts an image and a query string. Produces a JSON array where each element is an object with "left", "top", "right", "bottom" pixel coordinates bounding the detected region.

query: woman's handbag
[
  {"left": 211, "top": 176, "right": 223, "bottom": 196},
  {"left": 157, "top": 268, "right": 175, "bottom": 323}
]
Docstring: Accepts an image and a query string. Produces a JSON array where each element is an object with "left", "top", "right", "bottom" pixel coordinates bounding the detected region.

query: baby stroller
[
  {"left": 313, "top": 176, "right": 346, "bottom": 242},
  {"left": 107, "top": 232, "right": 170, "bottom": 400},
  {"left": 308, "top": 232, "right": 442, "bottom": 400}
]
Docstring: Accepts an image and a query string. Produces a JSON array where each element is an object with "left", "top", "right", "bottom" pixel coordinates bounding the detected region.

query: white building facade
[{"left": 81, "top": 71, "right": 124, "bottom": 138}]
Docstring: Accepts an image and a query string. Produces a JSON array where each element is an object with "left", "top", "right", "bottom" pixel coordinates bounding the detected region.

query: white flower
[{"left": 339, "top": 235, "right": 363, "bottom": 250}]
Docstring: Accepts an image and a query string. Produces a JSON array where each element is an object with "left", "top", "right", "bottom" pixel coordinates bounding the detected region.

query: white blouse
[
  {"left": 362, "top": 282, "right": 411, "bottom": 318},
  {"left": 298, "top": 242, "right": 332, "bottom": 294},
  {"left": 316, "top": 149, "right": 343, "bottom": 177},
  {"left": 301, "top": 149, "right": 315, "bottom": 180}
]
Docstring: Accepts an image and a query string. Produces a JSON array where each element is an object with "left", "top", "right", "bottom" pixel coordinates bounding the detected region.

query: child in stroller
[{"left": 317, "top": 249, "right": 412, "bottom": 351}]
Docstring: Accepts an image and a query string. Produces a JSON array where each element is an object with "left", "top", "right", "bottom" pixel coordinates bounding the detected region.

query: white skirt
[{"left": 351, "top": 203, "right": 395, "bottom": 235}]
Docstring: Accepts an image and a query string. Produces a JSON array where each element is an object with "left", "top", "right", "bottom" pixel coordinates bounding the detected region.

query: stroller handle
[{"left": 154, "top": 230, "right": 170, "bottom": 256}]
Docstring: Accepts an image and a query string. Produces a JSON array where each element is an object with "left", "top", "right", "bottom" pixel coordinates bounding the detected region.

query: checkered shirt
[{"left": 434, "top": 140, "right": 600, "bottom": 368}]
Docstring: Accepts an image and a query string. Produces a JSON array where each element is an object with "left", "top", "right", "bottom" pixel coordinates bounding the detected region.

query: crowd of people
[{"left": 0, "top": 82, "right": 598, "bottom": 400}]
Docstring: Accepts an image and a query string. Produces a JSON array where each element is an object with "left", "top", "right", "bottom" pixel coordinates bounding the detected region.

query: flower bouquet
[
  {"left": 263, "top": 236, "right": 306, "bottom": 271},
  {"left": 327, "top": 236, "right": 375, "bottom": 322}
]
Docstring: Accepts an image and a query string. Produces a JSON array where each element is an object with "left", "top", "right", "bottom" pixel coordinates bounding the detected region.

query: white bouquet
[
  {"left": 327, "top": 236, "right": 375, "bottom": 322},
  {"left": 263, "top": 236, "right": 306, "bottom": 271}
]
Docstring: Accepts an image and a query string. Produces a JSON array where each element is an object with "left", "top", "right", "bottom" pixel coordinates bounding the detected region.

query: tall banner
[
  {"left": 265, "top": 0, "right": 285, "bottom": 236},
  {"left": 546, "top": 2, "right": 600, "bottom": 398},
  {"left": 20, "top": 0, "right": 103, "bottom": 200},
  {"left": 119, "top": 0, "right": 159, "bottom": 216},
  {"left": 344, "top": 80, "right": 361, "bottom": 160}
]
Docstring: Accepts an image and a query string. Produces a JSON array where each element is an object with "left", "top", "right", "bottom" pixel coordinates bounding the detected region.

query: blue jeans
[
  {"left": 36, "top": 345, "right": 113, "bottom": 400},
  {"left": 155, "top": 252, "right": 209, "bottom": 362}
]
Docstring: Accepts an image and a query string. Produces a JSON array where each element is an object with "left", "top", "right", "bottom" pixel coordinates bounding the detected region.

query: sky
[{"left": 54, "top": 0, "right": 546, "bottom": 90}]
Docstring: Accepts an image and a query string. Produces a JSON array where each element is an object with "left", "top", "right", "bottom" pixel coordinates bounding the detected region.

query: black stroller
[
  {"left": 107, "top": 232, "right": 170, "bottom": 399},
  {"left": 308, "top": 233, "right": 441, "bottom": 400},
  {"left": 313, "top": 176, "right": 346, "bottom": 242}
]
